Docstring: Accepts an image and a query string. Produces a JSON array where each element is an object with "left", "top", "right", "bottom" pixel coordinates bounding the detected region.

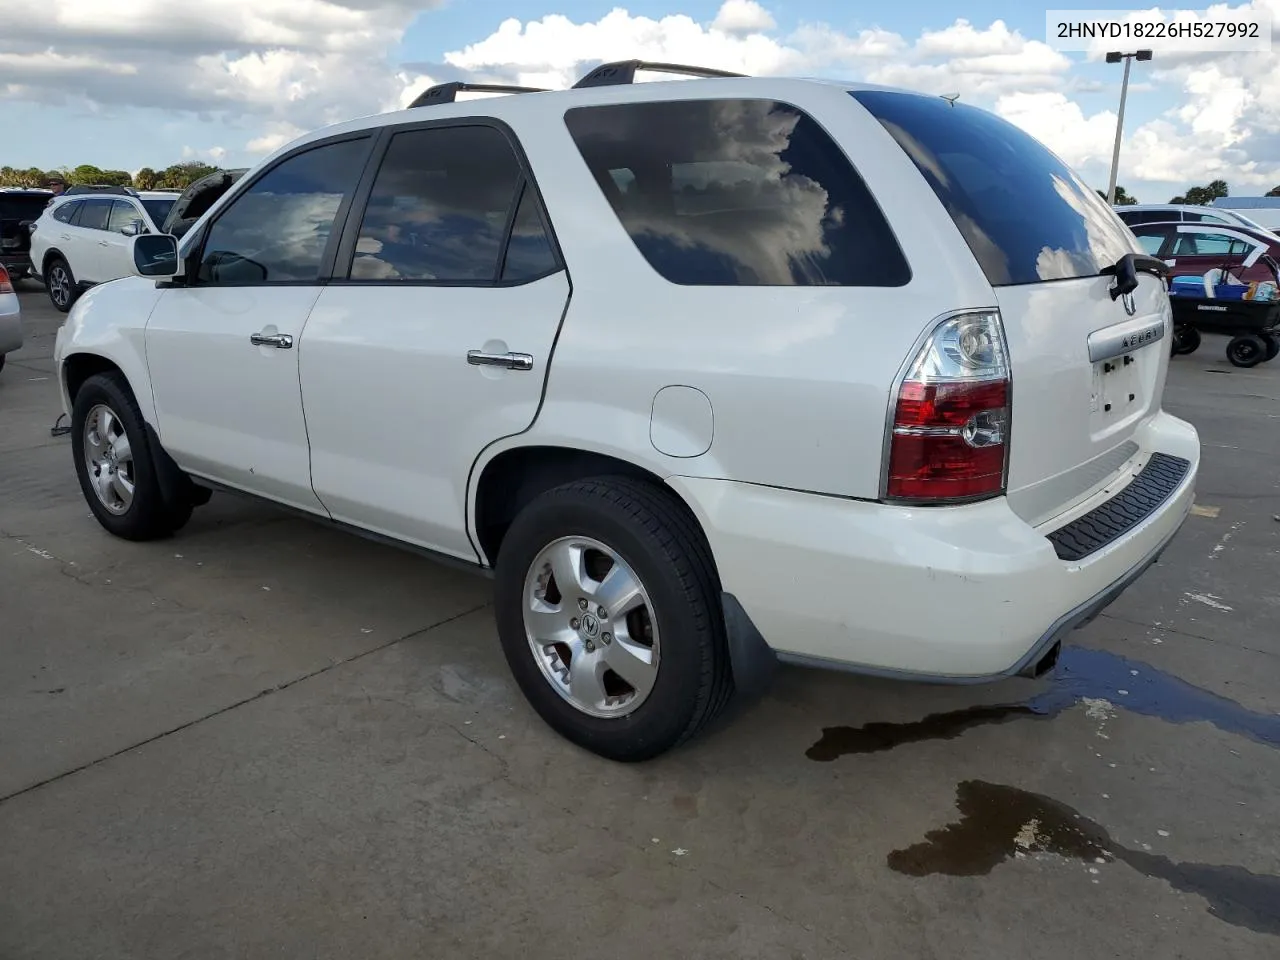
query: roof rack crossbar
[
  {"left": 572, "top": 59, "right": 746, "bottom": 89},
  {"left": 62, "top": 184, "right": 140, "bottom": 197},
  {"left": 408, "top": 82, "right": 548, "bottom": 108}
]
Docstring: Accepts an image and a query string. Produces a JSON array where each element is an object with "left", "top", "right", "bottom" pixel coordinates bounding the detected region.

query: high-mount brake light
[{"left": 885, "top": 311, "right": 1011, "bottom": 502}]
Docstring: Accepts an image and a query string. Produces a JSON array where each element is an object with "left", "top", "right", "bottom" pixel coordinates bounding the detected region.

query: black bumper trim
[{"left": 1047, "top": 453, "right": 1191, "bottom": 562}]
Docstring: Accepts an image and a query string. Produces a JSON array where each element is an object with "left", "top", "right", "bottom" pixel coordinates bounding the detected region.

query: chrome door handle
[
  {"left": 467, "top": 350, "right": 533, "bottom": 371},
  {"left": 250, "top": 332, "right": 294, "bottom": 349}
]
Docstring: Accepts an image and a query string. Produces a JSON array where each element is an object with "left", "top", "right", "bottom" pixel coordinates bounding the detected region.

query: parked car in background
[
  {"left": 1127, "top": 220, "right": 1280, "bottom": 286},
  {"left": 1210, "top": 196, "right": 1280, "bottom": 230},
  {"left": 29, "top": 187, "right": 181, "bottom": 312},
  {"left": 160, "top": 169, "right": 248, "bottom": 238},
  {"left": 0, "top": 263, "right": 23, "bottom": 373},
  {"left": 52, "top": 68, "right": 1198, "bottom": 760},
  {"left": 1114, "top": 203, "right": 1280, "bottom": 239},
  {"left": 0, "top": 187, "right": 53, "bottom": 280}
]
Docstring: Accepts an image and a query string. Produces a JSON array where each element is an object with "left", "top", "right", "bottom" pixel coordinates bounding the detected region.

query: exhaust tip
[{"left": 1025, "top": 641, "right": 1062, "bottom": 679}]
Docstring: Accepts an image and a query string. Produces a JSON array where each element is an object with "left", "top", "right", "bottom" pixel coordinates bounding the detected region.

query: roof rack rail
[
  {"left": 62, "top": 184, "right": 140, "bottom": 198},
  {"left": 408, "top": 82, "right": 548, "bottom": 108},
  {"left": 572, "top": 59, "right": 746, "bottom": 89}
]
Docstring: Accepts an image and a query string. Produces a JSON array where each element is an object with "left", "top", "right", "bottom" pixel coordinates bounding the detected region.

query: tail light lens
[
  {"left": 0, "top": 265, "right": 12, "bottom": 294},
  {"left": 886, "top": 311, "right": 1011, "bottom": 503}
]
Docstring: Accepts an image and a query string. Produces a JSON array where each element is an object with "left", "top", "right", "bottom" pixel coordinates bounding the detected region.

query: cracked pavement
[{"left": 1, "top": 284, "right": 1278, "bottom": 959}]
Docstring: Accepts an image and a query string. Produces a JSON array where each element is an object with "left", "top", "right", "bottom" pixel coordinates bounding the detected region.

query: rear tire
[
  {"left": 1226, "top": 334, "right": 1267, "bottom": 368},
  {"left": 71, "top": 372, "right": 180, "bottom": 541},
  {"left": 46, "top": 256, "right": 78, "bottom": 313},
  {"left": 1171, "top": 325, "right": 1200, "bottom": 355},
  {"left": 493, "top": 476, "right": 733, "bottom": 762},
  {"left": 1261, "top": 333, "right": 1279, "bottom": 362}
]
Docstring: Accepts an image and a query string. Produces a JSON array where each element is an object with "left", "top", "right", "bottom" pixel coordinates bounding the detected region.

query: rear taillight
[
  {"left": 885, "top": 311, "right": 1011, "bottom": 503},
  {"left": 0, "top": 265, "right": 12, "bottom": 294}
]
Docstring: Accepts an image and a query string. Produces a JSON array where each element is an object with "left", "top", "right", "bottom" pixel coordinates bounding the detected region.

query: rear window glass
[
  {"left": 0, "top": 195, "right": 50, "bottom": 222},
  {"left": 564, "top": 99, "right": 910, "bottom": 286},
  {"left": 141, "top": 197, "right": 176, "bottom": 226},
  {"left": 851, "top": 90, "right": 1135, "bottom": 286}
]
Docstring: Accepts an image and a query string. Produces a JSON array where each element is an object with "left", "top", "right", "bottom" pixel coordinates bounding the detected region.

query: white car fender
[{"left": 54, "top": 277, "right": 167, "bottom": 425}]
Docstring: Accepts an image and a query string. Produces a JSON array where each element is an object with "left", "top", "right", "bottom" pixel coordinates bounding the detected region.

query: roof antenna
[{"left": 941, "top": 93, "right": 960, "bottom": 108}]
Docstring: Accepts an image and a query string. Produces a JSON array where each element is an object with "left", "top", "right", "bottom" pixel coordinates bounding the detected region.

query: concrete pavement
[{"left": 1, "top": 281, "right": 1277, "bottom": 959}]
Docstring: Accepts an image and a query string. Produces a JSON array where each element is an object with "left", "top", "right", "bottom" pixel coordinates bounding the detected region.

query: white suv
[
  {"left": 53, "top": 65, "right": 1200, "bottom": 760},
  {"left": 30, "top": 188, "right": 180, "bottom": 312}
]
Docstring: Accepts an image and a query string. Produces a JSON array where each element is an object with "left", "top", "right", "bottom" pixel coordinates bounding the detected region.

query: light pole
[{"left": 1105, "top": 49, "right": 1152, "bottom": 205}]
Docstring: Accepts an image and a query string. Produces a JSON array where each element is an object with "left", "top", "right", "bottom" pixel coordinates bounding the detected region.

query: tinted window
[
  {"left": 564, "top": 99, "right": 910, "bottom": 286},
  {"left": 1118, "top": 210, "right": 1172, "bottom": 226},
  {"left": 107, "top": 200, "right": 143, "bottom": 234},
  {"left": 349, "top": 126, "right": 524, "bottom": 282},
  {"left": 141, "top": 197, "right": 176, "bottom": 226},
  {"left": 852, "top": 90, "right": 1135, "bottom": 286},
  {"left": 52, "top": 200, "right": 80, "bottom": 224},
  {"left": 1172, "top": 232, "right": 1252, "bottom": 256},
  {"left": 199, "top": 137, "right": 368, "bottom": 284},
  {"left": 1135, "top": 233, "right": 1165, "bottom": 255},
  {"left": 501, "top": 184, "right": 557, "bottom": 282},
  {"left": 0, "top": 195, "right": 50, "bottom": 222},
  {"left": 75, "top": 199, "right": 112, "bottom": 231}
]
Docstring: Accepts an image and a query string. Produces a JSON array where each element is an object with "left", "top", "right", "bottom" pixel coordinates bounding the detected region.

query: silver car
[{"left": 0, "top": 264, "right": 23, "bottom": 373}]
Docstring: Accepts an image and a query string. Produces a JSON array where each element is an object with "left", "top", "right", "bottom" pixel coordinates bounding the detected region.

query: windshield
[
  {"left": 1222, "top": 210, "right": 1280, "bottom": 237},
  {"left": 850, "top": 90, "right": 1136, "bottom": 286},
  {"left": 141, "top": 197, "right": 177, "bottom": 227}
]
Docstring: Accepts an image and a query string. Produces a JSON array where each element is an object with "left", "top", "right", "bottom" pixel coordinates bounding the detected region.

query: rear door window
[
  {"left": 346, "top": 124, "right": 543, "bottom": 283},
  {"left": 74, "top": 199, "right": 112, "bottom": 231},
  {"left": 564, "top": 98, "right": 910, "bottom": 286},
  {"left": 851, "top": 90, "right": 1135, "bottom": 286}
]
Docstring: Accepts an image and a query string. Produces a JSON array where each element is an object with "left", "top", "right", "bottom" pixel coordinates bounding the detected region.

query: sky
[{"left": 2, "top": 0, "right": 1280, "bottom": 203}]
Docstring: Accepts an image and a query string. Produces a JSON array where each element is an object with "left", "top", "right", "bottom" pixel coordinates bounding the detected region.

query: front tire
[
  {"left": 494, "top": 477, "right": 734, "bottom": 762},
  {"left": 71, "top": 373, "right": 181, "bottom": 541},
  {"left": 46, "top": 256, "right": 78, "bottom": 313}
]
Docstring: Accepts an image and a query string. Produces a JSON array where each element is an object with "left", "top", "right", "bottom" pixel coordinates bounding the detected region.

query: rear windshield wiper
[{"left": 1100, "top": 253, "right": 1170, "bottom": 300}]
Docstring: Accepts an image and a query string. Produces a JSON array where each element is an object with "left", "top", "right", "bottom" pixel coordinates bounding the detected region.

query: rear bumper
[
  {"left": 0, "top": 252, "right": 32, "bottom": 276},
  {"left": 0, "top": 296, "right": 23, "bottom": 354},
  {"left": 671, "top": 410, "right": 1199, "bottom": 682}
]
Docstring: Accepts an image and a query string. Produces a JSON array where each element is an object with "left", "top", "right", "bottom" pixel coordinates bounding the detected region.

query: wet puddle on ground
[
  {"left": 889, "top": 780, "right": 1280, "bottom": 937},
  {"left": 806, "top": 646, "right": 1280, "bottom": 761}
]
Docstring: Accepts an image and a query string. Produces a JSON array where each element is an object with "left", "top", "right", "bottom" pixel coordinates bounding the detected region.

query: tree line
[
  {"left": 1098, "top": 179, "right": 1280, "bottom": 206},
  {"left": 0, "top": 162, "right": 222, "bottom": 191}
]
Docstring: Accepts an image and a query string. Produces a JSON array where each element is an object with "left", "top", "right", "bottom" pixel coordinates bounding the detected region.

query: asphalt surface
[{"left": 1, "top": 280, "right": 1277, "bottom": 959}]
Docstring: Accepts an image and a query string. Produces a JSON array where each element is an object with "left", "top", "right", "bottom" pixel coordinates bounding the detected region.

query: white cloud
[
  {"left": 3, "top": 0, "right": 1280, "bottom": 200},
  {"left": 996, "top": 92, "right": 1118, "bottom": 169},
  {"left": 712, "top": 0, "right": 776, "bottom": 34}
]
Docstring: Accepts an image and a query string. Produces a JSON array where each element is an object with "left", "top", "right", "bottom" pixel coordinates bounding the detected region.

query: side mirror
[
  {"left": 121, "top": 219, "right": 146, "bottom": 237},
  {"left": 130, "top": 233, "right": 180, "bottom": 278}
]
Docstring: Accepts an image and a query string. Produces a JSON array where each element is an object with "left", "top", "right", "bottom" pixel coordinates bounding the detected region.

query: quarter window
[
  {"left": 564, "top": 98, "right": 910, "bottom": 286},
  {"left": 500, "top": 184, "right": 557, "bottom": 282},
  {"left": 107, "top": 200, "right": 143, "bottom": 235},
  {"left": 52, "top": 201, "right": 80, "bottom": 224},
  {"left": 349, "top": 125, "right": 540, "bottom": 283},
  {"left": 198, "top": 137, "right": 369, "bottom": 284}
]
